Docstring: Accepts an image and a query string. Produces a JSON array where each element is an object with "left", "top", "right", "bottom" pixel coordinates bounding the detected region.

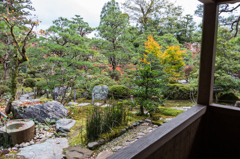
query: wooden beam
[
  {"left": 197, "top": 3, "right": 219, "bottom": 105},
  {"left": 199, "top": 0, "right": 240, "bottom": 4}
]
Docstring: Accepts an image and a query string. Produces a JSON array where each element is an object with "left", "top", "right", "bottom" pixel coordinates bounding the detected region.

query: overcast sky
[{"left": 31, "top": 0, "right": 202, "bottom": 37}]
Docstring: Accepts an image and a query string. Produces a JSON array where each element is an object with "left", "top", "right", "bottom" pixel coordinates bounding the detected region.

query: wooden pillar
[{"left": 197, "top": 3, "right": 219, "bottom": 105}]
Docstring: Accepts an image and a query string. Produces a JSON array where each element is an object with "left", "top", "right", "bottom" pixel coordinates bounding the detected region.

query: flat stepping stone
[
  {"left": 67, "top": 102, "right": 78, "bottom": 106},
  {"left": 78, "top": 103, "right": 90, "bottom": 106},
  {"left": 56, "top": 119, "right": 76, "bottom": 131},
  {"left": 101, "top": 104, "right": 112, "bottom": 107},
  {"left": 170, "top": 107, "right": 191, "bottom": 111},
  {"left": 17, "top": 138, "right": 68, "bottom": 159},
  {"left": 65, "top": 146, "right": 93, "bottom": 159},
  {"left": 94, "top": 102, "right": 103, "bottom": 106},
  {"left": 96, "top": 151, "right": 113, "bottom": 159}
]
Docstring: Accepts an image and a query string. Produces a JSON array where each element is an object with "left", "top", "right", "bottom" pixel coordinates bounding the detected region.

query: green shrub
[
  {"left": 23, "top": 87, "right": 33, "bottom": 93},
  {"left": 164, "top": 84, "right": 196, "bottom": 100},
  {"left": 0, "top": 85, "right": 10, "bottom": 95},
  {"left": 23, "top": 78, "right": 36, "bottom": 88},
  {"left": 109, "top": 85, "right": 130, "bottom": 97},
  {"left": 89, "top": 75, "right": 117, "bottom": 91},
  {"left": 219, "top": 93, "right": 239, "bottom": 101},
  {"left": 36, "top": 80, "right": 48, "bottom": 91},
  {"left": 86, "top": 102, "right": 127, "bottom": 141}
]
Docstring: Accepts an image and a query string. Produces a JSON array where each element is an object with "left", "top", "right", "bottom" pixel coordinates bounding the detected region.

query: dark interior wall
[
  {"left": 202, "top": 105, "right": 240, "bottom": 159},
  {"left": 146, "top": 117, "right": 203, "bottom": 159}
]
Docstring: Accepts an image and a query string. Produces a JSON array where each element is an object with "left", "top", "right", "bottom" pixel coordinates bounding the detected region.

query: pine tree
[
  {"left": 94, "top": 0, "right": 134, "bottom": 79},
  {"left": 134, "top": 35, "right": 167, "bottom": 115}
]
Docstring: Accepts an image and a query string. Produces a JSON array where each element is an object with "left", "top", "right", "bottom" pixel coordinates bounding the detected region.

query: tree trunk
[
  {"left": 3, "top": 63, "right": 10, "bottom": 80},
  {"left": 3, "top": 53, "right": 10, "bottom": 80},
  {"left": 5, "top": 48, "right": 19, "bottom": 114}
]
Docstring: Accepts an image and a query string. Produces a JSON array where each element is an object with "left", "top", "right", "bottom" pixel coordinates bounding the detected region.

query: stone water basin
[{"left": 0, "top": 119, "right": 35, "bottom": 145}]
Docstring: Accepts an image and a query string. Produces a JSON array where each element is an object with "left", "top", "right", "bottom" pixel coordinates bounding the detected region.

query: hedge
[
  {"left": 109, "top": 85, "right": 130, "bottom": 97},
  {"left": 163, "top": 84, "right": 197, "bottom": 100}
]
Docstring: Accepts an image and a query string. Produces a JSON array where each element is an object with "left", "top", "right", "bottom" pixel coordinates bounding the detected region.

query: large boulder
[
  {"left": 12, "top": 101, "right": 68, "bottom": 123},
  {"left": 92, "top": 85, "right": 108, "bottom": 100}
]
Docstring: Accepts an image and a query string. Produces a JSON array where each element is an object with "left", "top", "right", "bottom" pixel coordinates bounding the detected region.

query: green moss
[
  {"left": 152, "top": 120, "right": 163, "bottom": 125},
  {"left": 151, "top": 113, "right": 162, "bottom": 121},
  {"left": 98, "top": 125, "right": 127, "bottom": 141},
  {"left": 40, "top": 99, "right": 53, "bottom": 102},
  {"left": 164, "top": 100, "right": 195, "bottom": 107},
  {"left": 156, "top": 107, "right": 184, "bottom": 116}
]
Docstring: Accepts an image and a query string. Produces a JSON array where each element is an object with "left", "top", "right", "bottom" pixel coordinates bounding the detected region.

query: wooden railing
[{"left": 108, "top": 104, "right": 206, "bottom": 159}]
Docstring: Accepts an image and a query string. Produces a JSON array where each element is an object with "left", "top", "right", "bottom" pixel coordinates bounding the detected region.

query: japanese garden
[{"left": 0, "top": 0, "right": 240, "bottom": 158}]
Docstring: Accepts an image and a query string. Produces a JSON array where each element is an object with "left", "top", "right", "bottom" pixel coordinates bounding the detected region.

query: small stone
[
  {"left": 15, "top": 144, "right": 19, "bottom": 148},
  {"left": 98, "top": 139, "right": 105, "bottom": 145},
  {"left": 88, "top": 142, "right": 99, "bottom": 150},
  {"left": 145, "top": 119, "right": 152, "bottom": 123},
  {"left": 126, "top": 139, "right": 134, "bottom": 142},
  {"left": 30, "top": 141, "right": 34, "bottom": 145},
  {"left": 120, "top": 129, "right": 126, "bottom": 134},
  {"left": 59, "top": 133, "right": 68, "bottom": 137},
  {"left": 135, "top": 136, "right": 143, "bottom": 139},
  {"left": 112, "top": 146, "right": 123, "bottom": 152},
  {"left": 12, "top": 147, "right": 18, "bottom": 151},
  {"left": 128, "top": 125, "right": 133, "bottom": 129},
  {"left": 5, "top": 154, "right": 15, "bottom": 158},
  {"left": 137, "top": 133, "right": 145, "bottom": 136},
  {"left": 141, "top": 122, "right": 149, "bottom": 126},
  {"left": 133, "top": 122, "right": 139, "bottom": 127},
  {"left": 24, "top": 142, "right": 30, "bottom": 147},
  {"left": 147, "top": 127, "right": 153, "bottom": 131},
  {"left": 153, "top": 125, "right": 158, "bottom": 128},
  {"left": 44, "top": 127, "right": 49, "bottom": 131},
  {"left": 57, "top": 127, "right": 71, "bottom": 133},
  {"left": 139, "top": 121, "right": 144, "bottom": 124}
]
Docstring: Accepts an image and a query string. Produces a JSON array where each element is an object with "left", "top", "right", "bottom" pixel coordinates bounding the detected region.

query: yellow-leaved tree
[
  {"left": 141, "top": 35, "right": 186, "bottom": 82},
  {"left": 160, "top": 46, "right": 186, "bottom": 81},
  {"left": 141, "top": 35, "right": 162, "bottom": 65}
]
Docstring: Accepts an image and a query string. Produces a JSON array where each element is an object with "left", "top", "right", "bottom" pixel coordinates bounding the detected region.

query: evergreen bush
[
  {"left": 23, "top": 87, "right": 33, "bottom": 93},
  {"left": 36, "top": 81, "right": 48, "bottom": 91},
  {"left": 109, "top": 85, "right": 130, "bottom": 97},
  {"left": 164, "top": 84, "right": 197, "bottom": 100},
  {"left": 23, "top": 78, "right": 36, "bottom": 88},
  {"left": 0, "top": 85, "right": 10, "bottom": 95}
]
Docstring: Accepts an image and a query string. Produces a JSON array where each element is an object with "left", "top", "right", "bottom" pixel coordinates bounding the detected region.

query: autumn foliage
[{"left": 141, "top": 35, "right": 186, "bottom": 81}]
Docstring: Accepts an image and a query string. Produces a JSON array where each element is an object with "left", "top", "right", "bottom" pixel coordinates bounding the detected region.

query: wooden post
[
  {"left": 92, "top": 93, "right": 94, "bottom": 105},
  {"left": 46, "top": 89, "right": 49, "bottom": 99},
  {"left": 74, "top": 89, "right": 76, "bottom": 102},
  {"left": 197, "top": 3, "right": 219, "bottom": 105},
  {"left": 33, "top": 87, "right": 36, "bottom": 99},
  {"left": 22, "top": 88, "right": 24, "bottom": 95}
]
